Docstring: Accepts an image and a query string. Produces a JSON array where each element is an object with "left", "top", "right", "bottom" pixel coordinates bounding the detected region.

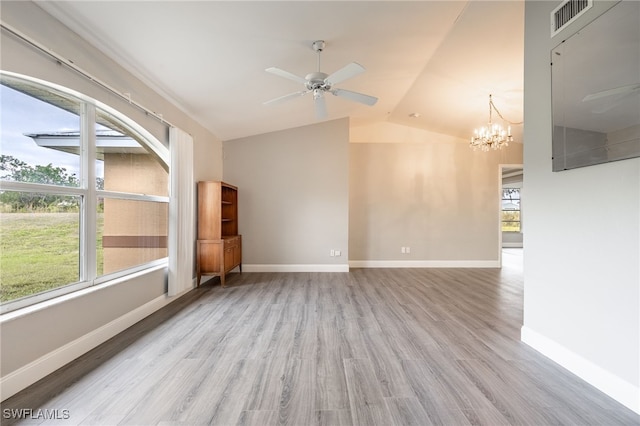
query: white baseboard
[
  {"left": 349, "top": 259, "right": 500, "bottom": 268},
  {"left": 521, "top": 326, "right": 640, "bottom": 415},
  {"left": 242, "top": 264, "right": 349, "bottom": 273},
  {"left": 241, "top": 261, "right": 499, "bottom": 272},
  {"left": 0, "top": 286, "right": 192, "bottom": 402}
]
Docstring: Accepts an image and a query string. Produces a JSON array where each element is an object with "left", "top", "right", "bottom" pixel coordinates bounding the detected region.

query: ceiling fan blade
[
  {"left": 314, "top": 92, "right": 327, "bottom": 120},
  {"left": 263, "top": 90, "right": 309, "bottom": 106},
  {"left": 582, "top": 84, "right": 640, "bottom": 102},
  {"left": 265, "top": 67, "right": 308, "bottom": 85},
  {"left": 331, "top": 88, "right": 378, "bottom": 106},
  {"left": 325, "top": 62, "right": 365, "bottom": 86}
]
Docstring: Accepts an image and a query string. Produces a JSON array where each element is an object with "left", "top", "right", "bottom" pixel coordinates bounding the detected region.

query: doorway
[{"left": 499, "top": 164, "right": 523, "bottom": 267}]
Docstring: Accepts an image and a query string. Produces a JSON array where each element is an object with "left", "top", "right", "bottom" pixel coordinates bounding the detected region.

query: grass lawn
[{"left": 0, "top": 213, "right": 103, "bottom": 303}]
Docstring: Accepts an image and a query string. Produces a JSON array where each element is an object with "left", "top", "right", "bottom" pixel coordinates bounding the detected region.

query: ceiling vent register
[{"left": 551, "top": 0, "right": 592, "bottom": 37}]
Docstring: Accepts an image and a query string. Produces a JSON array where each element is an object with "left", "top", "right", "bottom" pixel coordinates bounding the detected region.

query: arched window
[{"left": 0, "top": 73, "right": 169, "bottom": 313}]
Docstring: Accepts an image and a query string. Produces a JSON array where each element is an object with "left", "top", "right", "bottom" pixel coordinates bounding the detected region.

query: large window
[
  {"left": 501, "top": 188, "right": 521, "bottom": 232},
  {"left": 0, "top": 74, "right": 169, "bottom": 313}
]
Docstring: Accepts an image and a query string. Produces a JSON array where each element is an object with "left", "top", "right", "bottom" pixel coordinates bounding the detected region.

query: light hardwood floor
[{"left": 3, "top": 250, "right": 639, "bottom": 425}]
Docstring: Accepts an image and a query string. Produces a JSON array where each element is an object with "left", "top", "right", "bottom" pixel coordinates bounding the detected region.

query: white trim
[
  {"left": 0, "top": 180, "right": 85, "bottom": 195},
  {"left": 242, "top": 264, "right": 349, "bottom": 273},
  {"left": 81, "top": 102, "right": 97, "bottom": 282},
  {"left": 0, "top": 286, "right": 192, "bottom": 402},
  {"left": 349, "top": 260, "right": 500, "bottom": 268},
  {"left": 521, "top": 326, "right": 640, "bottom": 415},
  {"left": 502, "top": 242, "right": 524, "bottom": 248},
  {"left": 97, "top": 190, "right": 169, "bottom": 203}
]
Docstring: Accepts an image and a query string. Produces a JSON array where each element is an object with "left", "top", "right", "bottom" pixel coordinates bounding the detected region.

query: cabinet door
[
  {"left": 224, "top": 247, "right": 235, "bottom": 272},
  {"left": 233, "top": 243, "right": 241, "bottom": 267},
  {"left": 199, "top": 241, "right": 222, "bottom": 273}
]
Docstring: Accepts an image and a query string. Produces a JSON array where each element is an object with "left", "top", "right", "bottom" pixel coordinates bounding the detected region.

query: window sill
[{"left": 0, "top": 261, "right": 167, "bottom": 323}]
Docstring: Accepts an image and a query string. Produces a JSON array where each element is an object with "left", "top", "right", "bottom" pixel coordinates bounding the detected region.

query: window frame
[{"left": 0, "top": 73, "right": 169, "bottom": 314}]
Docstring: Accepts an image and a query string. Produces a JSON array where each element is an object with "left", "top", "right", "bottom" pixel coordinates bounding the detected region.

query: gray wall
[
  {"left": 223, "top": 119, "right": 349, "bottom": 269},
  {"left": 523, "top": 0, "right": 639, "bottom": 412},
  {"left": 0, "top": 1, "right": 222, "bottom": 397},
  {"left": 349, "top": 136, "right": 523, "bottom": 264}
]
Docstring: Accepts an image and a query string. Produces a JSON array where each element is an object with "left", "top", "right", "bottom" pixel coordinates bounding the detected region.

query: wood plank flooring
[{"left": 3, "top": 250, "right": 639, "bottom": 425}]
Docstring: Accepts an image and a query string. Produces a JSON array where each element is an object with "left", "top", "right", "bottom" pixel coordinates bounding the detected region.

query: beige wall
[
  {"left": 223, "top": 119, "right": 349, "bottom": 269},
  {"left": 222, "top": 118, "right": 522, "bottom": 267},
  {"left": 350, "top": 124, "right": 523, "bottom": 264}
]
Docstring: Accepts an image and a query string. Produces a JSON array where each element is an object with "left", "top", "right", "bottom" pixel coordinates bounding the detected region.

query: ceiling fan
[{"left": 263, "top": 40, "right": 378, "bottom": 120}]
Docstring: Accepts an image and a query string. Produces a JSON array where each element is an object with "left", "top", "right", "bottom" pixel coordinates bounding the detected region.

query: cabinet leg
[
  {"left": 197, "top": 272, "right": 201, "bottom": 287},
  {"left": 220, "top": 273, "right": 225, "bottom": 288}
]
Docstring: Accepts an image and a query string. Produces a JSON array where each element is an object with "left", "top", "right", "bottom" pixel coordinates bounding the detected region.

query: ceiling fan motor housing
[{"left": 305, "top": 72, "right": 330, "bottom": 91}]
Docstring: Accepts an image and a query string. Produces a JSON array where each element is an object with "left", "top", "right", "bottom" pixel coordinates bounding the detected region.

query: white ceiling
[{"left": 38, "top": 1, "right": 524, "bottom": 142}]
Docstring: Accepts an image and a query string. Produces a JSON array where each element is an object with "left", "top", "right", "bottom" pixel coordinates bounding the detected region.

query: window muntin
[
  {"left": 501, "top": 188, "right": 521, "bottom": 232},
  {"left": 0, "top": 74, "right": 169, "bottom": 313}
]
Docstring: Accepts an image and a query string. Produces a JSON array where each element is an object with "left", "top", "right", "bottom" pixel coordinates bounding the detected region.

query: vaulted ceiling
[{"left": 38, "top": 1, "right": 524, "bottom": 142}]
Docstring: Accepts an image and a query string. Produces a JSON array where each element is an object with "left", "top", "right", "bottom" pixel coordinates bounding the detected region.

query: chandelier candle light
[{"left": 470, "top": 94, "right": 514, "bottom": 151}]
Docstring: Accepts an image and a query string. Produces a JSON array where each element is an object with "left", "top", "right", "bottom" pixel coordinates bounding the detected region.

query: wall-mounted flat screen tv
[{"left": 551, "top": 1, "right": 640, "bottom": 171}]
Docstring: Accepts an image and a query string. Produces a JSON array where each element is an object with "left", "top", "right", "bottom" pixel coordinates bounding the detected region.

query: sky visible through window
[{"left": 0, "top": 84, "right": 104, "bottom": 180}]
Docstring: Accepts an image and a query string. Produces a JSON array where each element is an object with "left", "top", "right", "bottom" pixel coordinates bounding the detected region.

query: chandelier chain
[{"left": 489, "top": 97, "right": 523, "bottom": 125}]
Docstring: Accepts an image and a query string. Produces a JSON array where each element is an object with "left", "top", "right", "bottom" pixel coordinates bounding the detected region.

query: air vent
[{"left": 551, "top": 0, "right": 592, "bottom": 37}]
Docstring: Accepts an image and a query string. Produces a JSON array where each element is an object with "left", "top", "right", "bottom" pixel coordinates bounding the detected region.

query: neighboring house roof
[{"left": 25, "top": 129, "right": 146, "bottom": 158}]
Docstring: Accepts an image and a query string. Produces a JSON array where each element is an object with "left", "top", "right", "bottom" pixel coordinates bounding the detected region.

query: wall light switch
[{"left": 335, "top": 250, "right": 341, "bottom": 256}]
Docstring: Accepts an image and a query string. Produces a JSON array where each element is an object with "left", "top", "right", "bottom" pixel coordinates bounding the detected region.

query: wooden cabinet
[{"left": 197, "top": 181, "right": 241, "bottom": 287}]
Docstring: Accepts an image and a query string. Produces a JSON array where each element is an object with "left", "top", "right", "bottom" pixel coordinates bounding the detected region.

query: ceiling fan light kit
[{"left": 264, "top": 40, "right": 378, "bottom": 120}]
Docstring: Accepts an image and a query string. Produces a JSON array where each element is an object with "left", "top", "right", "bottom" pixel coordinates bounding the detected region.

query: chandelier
[{"left": 470, "top": 94, "right": 514, "bottom": 151}]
